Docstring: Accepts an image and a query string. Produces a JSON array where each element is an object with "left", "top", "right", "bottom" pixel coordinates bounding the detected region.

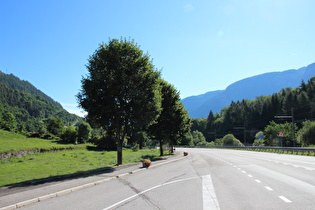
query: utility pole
[
  {"left": 233, "top": 123, "right": 246, "bottom": 145},
  {"left": 291, "top": 107, "right": 295, "bottom": 147},
  {"left": 207, "top": 129, "right": 216, "bottom": 141}
]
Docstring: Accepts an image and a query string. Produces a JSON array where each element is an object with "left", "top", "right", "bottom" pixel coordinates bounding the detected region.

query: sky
[{"left": 1, "top": 0, "right": 315, "bottom": 117}]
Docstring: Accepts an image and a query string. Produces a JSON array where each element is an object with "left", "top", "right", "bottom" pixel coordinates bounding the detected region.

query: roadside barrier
[{"left": 175, "top": 145, "right": 315, "bottom": 155}]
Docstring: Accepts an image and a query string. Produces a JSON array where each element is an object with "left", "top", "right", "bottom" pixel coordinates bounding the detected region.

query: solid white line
[
  {"left": 265, "top": 186, "right": 273, "bottom": 191},
  {"left": 163, "top": 177, "right": 198, "bottom": 186},
  {"left": 103, "top": 176, "right": 199, "bottom": 210},
  {"left": 202, "top": 175, "right": 220, "bottom": 210},
  {"left": 279, "top": 196, "right": 292, "bottom": 203}
]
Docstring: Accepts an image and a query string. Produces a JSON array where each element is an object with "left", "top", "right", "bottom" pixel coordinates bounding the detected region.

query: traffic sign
[{"left": 278, "top": 132, "right": 284, "bottom": 137}]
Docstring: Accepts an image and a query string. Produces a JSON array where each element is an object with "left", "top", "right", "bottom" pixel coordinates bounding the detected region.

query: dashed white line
[
  {"left": 219, "top": 158, "right": 293, "bottom": 205},
  {"left": 279, "top": 196, "right": 292, "bottom": 203},
  {"left": 305, "top": 167, "right": 314, "bottom": 171},
  {"left": 265, "top": 186, "right": 273, "bottom": 191}
]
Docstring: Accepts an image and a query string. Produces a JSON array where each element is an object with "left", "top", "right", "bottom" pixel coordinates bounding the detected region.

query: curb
[{"left": 0, "top": 155, "right": 186, "bottom": 210}]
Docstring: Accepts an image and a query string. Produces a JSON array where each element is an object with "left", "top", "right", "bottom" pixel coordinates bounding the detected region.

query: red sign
[{"left": 278, "top": 132, "right": 284, "bottom": 137}]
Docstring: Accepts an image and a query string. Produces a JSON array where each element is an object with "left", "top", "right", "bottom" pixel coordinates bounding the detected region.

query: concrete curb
[{"left": 0, "top": 155, "right": 186, "bottom": 210}]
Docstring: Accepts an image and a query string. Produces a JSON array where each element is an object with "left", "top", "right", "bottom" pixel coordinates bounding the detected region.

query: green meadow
[{"left": 0, "top": 130, "right": 160, "bottom": 187}]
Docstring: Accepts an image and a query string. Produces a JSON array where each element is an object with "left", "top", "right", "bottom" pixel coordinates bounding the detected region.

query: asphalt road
[{"left": 6, "top": 148, "right": 315, "bottom": 210}]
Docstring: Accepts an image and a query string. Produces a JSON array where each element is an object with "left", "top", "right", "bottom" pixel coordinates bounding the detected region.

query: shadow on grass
[
  {"left": 142, "top": 152, "right": 174, "bottom": 162},
  {"left": 86, "top": 145, "right": 115, "bottom": 151},
  {"left": 5, "top": 166, "right": 115, "bottom": 189}
]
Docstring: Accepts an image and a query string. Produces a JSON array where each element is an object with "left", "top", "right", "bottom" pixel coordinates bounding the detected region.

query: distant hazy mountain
[{"left": 181, "top": 63, "right": 315, "bottom": 118}]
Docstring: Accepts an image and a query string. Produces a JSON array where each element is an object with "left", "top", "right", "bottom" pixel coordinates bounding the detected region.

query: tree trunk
[
  {"left": 159, "top": 140, "right": 164, "bottom": 156},
  {"left": 170, "top": 142, "right": 174, "bottom": 153},
  {"left": 117, "top": 138, "right": 123, "bottom": 165},
  {"left": 116, "top": 125, "right": 123, "bottom": 165}
]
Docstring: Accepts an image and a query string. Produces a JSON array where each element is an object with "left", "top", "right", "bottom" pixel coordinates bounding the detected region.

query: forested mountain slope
[
  {"left": 182, "top": 63, "right": 315, "bottom": 118},
  {"left": 0, "top": 72, "right": 82, "bottom": 131},
  {"left": 192, "top": 75, "right": 315, "bottom": 145}
]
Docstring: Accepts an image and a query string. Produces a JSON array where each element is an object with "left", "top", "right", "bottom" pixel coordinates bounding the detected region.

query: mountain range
[{"left": 181, "top": 62, "right": 315, "bottom": 118}]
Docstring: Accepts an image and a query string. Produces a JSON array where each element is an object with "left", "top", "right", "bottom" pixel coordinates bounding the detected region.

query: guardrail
[{"left": 175, "top": 145, "right": 315, "bottom": 155}]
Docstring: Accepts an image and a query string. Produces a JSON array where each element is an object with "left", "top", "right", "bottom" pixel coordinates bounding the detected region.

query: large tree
[
  {"left": 77, "top": 122, "right": 92, "bottom": 143},
  {"left": 150, "top": 80, "right": 190, "bottom": 156},
  {"left": 77, "top": 38, "right": 161, "bottom": 165},
  {"left": 47, "top": 117, "right": 64, "bottom": 137}
]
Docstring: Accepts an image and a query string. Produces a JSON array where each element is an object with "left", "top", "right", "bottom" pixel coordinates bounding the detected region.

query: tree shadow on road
[{"left": 4, "top": 166, "right": 115, "bottom": 190}]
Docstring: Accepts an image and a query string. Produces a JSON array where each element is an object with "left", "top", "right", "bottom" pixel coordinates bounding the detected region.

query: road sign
[{"left": 278, "top": 132, "right": 284, "bottom": 137}]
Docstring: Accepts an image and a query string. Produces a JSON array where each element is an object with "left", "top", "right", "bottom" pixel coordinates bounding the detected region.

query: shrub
[
  {"left": 131, "top": 143, "right": 140, "bottom": 152},
  {"left": 222, "top": 134, "right": 244, "bottom": 146},
  {"left": 253, "top": 138, "right": 265, "bottom": 146}
]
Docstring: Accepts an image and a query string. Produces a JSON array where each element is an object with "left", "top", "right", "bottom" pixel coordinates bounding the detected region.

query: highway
[{"left": 16, "top": 148, "right": 315, "bottom": 209}]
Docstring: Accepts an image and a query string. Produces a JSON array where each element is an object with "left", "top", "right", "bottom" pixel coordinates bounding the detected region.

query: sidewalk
[{"left": 0, "top": 153, "right": 184, "bottom": 210}]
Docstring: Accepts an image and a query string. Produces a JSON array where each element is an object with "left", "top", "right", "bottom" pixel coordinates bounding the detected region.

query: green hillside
[{"left": 0, "top": 72, "right": 83, "bottom": 132}]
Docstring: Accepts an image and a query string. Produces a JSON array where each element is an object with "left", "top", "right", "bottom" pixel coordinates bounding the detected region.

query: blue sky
[{"left": 1, "top": 0, "right": 315, "bottom": 117}]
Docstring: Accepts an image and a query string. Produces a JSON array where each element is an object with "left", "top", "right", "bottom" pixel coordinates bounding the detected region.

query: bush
[
  {"left": 297, "top": 121, "right": 315, "bottom": 147},
  {"left": 62, "top": 126, "right": 78, "bottom": 143},
  {"left": 131, "top": 143, "right": 140, "bottom": 152},
  {"left": 96, "top": 135, "right": 117, "bottom": 150},
  {"left": 222, "top": 134, "right": 244, "bottom": 146},
  {"left": 253, "top": 138, "right": 265, "bottom": 146}
]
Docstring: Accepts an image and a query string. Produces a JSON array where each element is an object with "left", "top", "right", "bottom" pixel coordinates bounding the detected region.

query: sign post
[{"left": 278, "top": 132, "right": 284, "bottom": 147}]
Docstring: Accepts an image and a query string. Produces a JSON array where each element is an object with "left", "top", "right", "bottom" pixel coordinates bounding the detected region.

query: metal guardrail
[{"left": 175, "top": 145, "right": 315, "bottom": 154}]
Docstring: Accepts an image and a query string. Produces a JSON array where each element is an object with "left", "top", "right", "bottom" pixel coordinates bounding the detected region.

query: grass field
[
  {"left": 0, "top": 130, "right": 92, "bottom": 153},
  {"left": 0, "top": 130, "right": 161, "bottom": 187}
]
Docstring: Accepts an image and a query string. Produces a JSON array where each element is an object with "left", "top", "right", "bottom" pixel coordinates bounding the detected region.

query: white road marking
[
  {"left": 255, "top": 179, "right": 261, "bottom": 183},
  {"left": 305, "top": 167, "right": 315, "bottom": 171},
  {"left": 248, "top": 175, "right": 253, "bottom": 178},
  {"left": 242, "top": 170, "right": 246, "bottom": 174},
  {"left": 103, "top": 176, "right": 199, "bottom": 210},
  {"left": 265, "top": 186, "right": 273, "bottom": 191},
  {"left": 202, "top": 175, "right": 221, "bottom": 210},
  {"left": 279, "top": 196, "right": 292, "bottom": 203}
]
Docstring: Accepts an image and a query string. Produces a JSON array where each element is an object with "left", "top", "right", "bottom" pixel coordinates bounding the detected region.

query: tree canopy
[
  {"left": 77, "top": 38, "right": 162, "bottom": 164},
  {"left": 150, "top": 80, "right": 190, "bottom": 155}
]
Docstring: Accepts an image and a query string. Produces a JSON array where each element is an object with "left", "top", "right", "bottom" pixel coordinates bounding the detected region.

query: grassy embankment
[{"left": 0, "top": 130, "right": 160, "bottom": 187}]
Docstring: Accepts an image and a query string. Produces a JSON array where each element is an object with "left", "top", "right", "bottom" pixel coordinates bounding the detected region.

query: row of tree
[
  {"left": 191, "top": 76, "right": 315, "bottom": 147},
  {"left": 77, "top": 38, "right": 191, "bottom": 164}
]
